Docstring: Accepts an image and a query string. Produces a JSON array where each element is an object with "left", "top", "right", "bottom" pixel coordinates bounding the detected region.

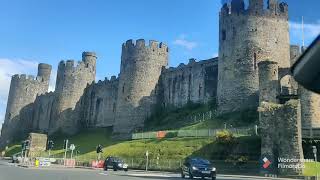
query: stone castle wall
[
  {"left": 259, "top": 100, "right": 304, "bottom": 176},
  {"left": 159, "top": 58, "right": 218, "bottom": 108},
  {"left": 217, "top": 0, "right": 290, "bottom": 114},
  {"left": 32, "top": 92, "right": 55, "bottom": 133},
  {"left": 76, "top": 76, "right": 119, "bottom": 128}
]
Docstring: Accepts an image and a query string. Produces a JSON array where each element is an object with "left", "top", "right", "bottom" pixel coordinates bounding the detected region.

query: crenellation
[
  {"left": 123, "top": 39, "right": 168, "bottom": 52},
  {"left": 221, "top": 0, "right": 288, "bottom": 18},
  {"left": 231, "top": 0, "right": 245, "bottom": 13},
  {"left": 136, "top": 39, "right": 145, "bottom": 48}
]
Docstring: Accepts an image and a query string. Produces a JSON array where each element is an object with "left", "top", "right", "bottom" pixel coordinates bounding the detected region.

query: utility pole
[
  {"left": 64, "top": 139, "right": 69, "bottom": 165},
  {"left": 313, "top": 146, "right": 318, "bottom": 179},
  {"left": 302, "top": 16, "right": 305, "bottom": 47},
  {"left": 146, "top": 150, "right": 149, "bottom": 171}
]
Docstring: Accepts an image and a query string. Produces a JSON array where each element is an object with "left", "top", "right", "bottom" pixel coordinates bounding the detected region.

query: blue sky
[{"left": 0, "top": 0, "right": 319, "bottom": 129}]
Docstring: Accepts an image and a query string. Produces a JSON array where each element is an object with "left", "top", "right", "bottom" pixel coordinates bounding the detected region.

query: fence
[{"left": 132, "top": 127, "right": 257, "bottom": 140}]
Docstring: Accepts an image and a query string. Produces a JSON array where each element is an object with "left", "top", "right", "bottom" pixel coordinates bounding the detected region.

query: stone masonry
[
  {"left": 0, "top": 2, "right": 319, "bottom": 171},
  {"left": 0, "top": 64, "right": 51, "bottom": 146},
  {"left": 217, "top": 0, "right": 291, "bottom": 114}
]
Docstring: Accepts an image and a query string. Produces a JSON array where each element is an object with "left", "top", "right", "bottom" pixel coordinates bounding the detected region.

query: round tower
[
  {"left": 114, "top": 39, "right": 168, "bottom": 134},
  {"left": 217, "top": 0, "right": 290, "bottom": 114},
  {"left": 1, "top": 63, "right": 51, "bottom": 145},
  {"left": 258, "top": 60, "right": 279, "bottom": 104},
  {"left": 82, "top": 52, "right": 97, "bottom": 81},
  {"left": 37, "top": 63, "right": 52, "bottom": 81},
  {"left": 51, "top": 52, "right": 97, "bottom": 134}
]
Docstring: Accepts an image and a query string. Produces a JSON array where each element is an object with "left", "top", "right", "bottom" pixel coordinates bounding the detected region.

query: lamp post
[{"left": 312, "top": 146, "right": 318, "bottom": 179}]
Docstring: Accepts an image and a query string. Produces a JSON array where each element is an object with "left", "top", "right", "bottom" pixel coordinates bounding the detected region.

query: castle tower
[
  {"left": 258, "top": 60, "right": 279, "bottom": 104},
  {"left": 1, "top": 63, "right": 51, "bottom": 145},
  {"left": 217, "top": 0, "right": 290, "bottom": 114},
  {"left": 50, "top": 52, "right": 97, "bottom": 134},
  {"left": 113, "top": 39, "right": 168, "bottom": 134}
]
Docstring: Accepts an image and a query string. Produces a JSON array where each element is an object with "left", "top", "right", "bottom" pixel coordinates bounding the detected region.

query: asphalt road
[{"left": 0, "top": 160, "right": 294, "bottom": 180}]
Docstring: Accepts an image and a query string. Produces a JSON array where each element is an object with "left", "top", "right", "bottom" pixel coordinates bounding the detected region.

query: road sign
[
  {"left": 70, "top": 144, "right": 75, "bottom": 151},
  {"left": 312, "top": 146, "right": 317, "bottom": 154}
]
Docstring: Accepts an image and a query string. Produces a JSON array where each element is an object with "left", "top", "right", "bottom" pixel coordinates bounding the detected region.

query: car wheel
[
  {"left": 181, "top": 169, "right": 185, "bottom": 178},
  {"left": 113, "top": 166, "right": 118, "bottom": 171},
  {"left": 189, "top": 169, "right": 193, "bottom": 179}
]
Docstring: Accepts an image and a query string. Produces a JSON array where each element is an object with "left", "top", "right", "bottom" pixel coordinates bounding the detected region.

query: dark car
[
  {"left": 181, "top": 158, "right": 216, "bottom": 180},
  {"left": 104, "top": 156, "right": 128, "bottom": 171}
]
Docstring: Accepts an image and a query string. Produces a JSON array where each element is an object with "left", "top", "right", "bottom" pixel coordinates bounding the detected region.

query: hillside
[{"left": 3, "top": 103, "right": 261, "bottom": 173}]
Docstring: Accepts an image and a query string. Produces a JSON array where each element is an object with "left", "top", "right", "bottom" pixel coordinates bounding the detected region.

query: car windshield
[
  {"left": 190, "top": 158, "right": 210, "bottom": 165},
  {"left": 113, "top": 158, "right": 124, "bottom": 163}
]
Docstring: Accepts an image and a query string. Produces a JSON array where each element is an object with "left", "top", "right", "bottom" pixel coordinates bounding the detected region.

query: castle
[{"left": 0, "top": 0, "right": 319, "bottom": 174}]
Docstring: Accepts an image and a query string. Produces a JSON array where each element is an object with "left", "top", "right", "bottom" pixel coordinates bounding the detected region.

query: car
[
  {"left": 104, "top": 156, "right": 128, "bottom": 171},
  {"left": 181, "top": 157, "right": 216, "bottom": 180}
]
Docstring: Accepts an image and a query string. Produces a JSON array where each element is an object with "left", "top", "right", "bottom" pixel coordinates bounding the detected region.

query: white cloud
[
  {"left": 212, "top": 52, "right": 219, "bottom": 58},
  {"left": 173, "top": 35, "right": 198, "bottom": 50},
  {"left": 48, "top": 70, "right": 56, "bottom": 92},
  {"left": 290, "top": 20, "right": 320, "bottom": 45}
]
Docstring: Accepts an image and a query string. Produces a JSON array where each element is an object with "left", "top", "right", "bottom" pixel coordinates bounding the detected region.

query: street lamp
[{"left": 312, "top": 146, "right": 318, "bottom": 179}]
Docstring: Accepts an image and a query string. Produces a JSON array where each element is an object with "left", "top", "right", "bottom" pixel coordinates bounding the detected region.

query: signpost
[
  {"left": 63, "top": 139, "right": 69, "bottom": 165},
  {"left": 312, "top": 146, "right": 318, "bottom": 179},
  {"left": 70, "top": 144, "right": 75, "bottom": 159},
  {"left": 146, "top": 150, "right": 149, "bottom": 171}
]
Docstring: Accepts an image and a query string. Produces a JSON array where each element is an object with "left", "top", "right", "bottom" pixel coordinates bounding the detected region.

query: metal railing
[
  {"left": 302, "top": 128, "right": 320, "bottom": 139},
  {"left": 132, "top": 127, "right": 257, "bottom": 140}
]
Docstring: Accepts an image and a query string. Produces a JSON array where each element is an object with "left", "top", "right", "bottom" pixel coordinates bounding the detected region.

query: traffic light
[
  {"left": 47, "top": 140, "right": 54, "bottom": 150},
  {"left": 63, "top": 139, "right": 69, "bottom": 150},
  {"left": 96, "top": 144, "right": 103, "bottom": 153},
  {"left": 25, "top": 140, "right": 30, "bottom": 150}
]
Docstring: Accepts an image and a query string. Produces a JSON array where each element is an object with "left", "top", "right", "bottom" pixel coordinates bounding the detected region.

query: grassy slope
[
  {"left": 145, "top": 102, "right": 258, "bottom": 131},
  {"left": 4, "top": 129, "right": 260, "bottom": 163},
  {"left": 4, "top": 103, "right": 260, "bottom": 165}
]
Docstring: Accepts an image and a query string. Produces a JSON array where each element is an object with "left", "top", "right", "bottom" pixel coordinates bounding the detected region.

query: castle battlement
[
  {"left": 58, "top": 59, "right": 93, "bottom": 74},
  {"left": 96, "top": 76, "right": 119, "bottom": 86},
  {"left": 122, "top": 39, "right": 168, "bottom": 52},
  {"left": 163, "top": 58, "right": 218, "bottom": 73},
  {"left": 12, "top": 74, "right": 45, "bottom": 83},
  {"left": 220, "top": 0, "right": 288, "bottom": 18},
  {"left": 36, "top": 91, "right": 55, "bottom": 98},
  {"left": 82, "top": 51, "right": 97, "bottom": 58}
]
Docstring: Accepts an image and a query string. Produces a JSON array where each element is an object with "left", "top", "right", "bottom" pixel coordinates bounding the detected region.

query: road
[{"left": 0, "top": 160, "right": 294, "bottom": 180}]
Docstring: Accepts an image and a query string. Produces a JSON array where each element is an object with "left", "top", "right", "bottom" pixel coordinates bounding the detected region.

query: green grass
[
  {"left": 145, "top": 102, "right": 258, "bottom": 131},
  {"left": 303, "top": 162, "right": 320, "bottom": 176},
  {"left": 4, "top": 128, "right": 261, "bottom": 164},
  {"left": 3, "top": 101, "right": 260, "bottom": 166}
]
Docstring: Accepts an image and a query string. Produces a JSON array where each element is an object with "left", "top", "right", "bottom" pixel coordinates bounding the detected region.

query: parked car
[
  {"left": 181, "top": 157, "right": 216, "bottom": 180},
  {"left": 104, "top": 156, "right": 128, "bottom": 171},
  {"left": 11, "top": 152, "right": 22, "bottom": 163}
]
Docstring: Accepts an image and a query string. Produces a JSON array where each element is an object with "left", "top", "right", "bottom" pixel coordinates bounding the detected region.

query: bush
[
  {"left": 216, "top": 130, "right": 235, "bottom": 144},
  {"left": 165, "top": 132, "right": 178, "bottom": 138}
]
